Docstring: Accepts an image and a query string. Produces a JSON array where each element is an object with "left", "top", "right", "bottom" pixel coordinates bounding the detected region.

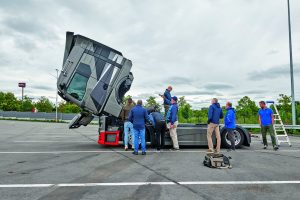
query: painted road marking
[
  {"left": 0, "top": 150, "right": 299, "bottom": 154},
  {"left": 0, "top": 181, "right": 299, "bottom": 188}
]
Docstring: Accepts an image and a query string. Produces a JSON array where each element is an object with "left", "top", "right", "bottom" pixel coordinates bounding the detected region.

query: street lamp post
[
  {"left": 18, "top": 82, "right": 26, "bottom": 111},
  {"left": 287, "top": 0, "right": 296, "bottom": 126},
  {"left": 55, "top": 69, "right": 59, "bottom": 122}
]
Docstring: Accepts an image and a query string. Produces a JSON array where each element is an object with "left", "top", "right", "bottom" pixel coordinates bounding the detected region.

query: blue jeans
[
  {"left": 124, "top": 122, "right": 134, "bottom": 147},
  {"left": 133, "top": 128, "right": 146, "bottom": 153}
]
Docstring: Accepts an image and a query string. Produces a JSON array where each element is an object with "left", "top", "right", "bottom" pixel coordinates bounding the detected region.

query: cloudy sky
[{"left": 0, "top": 0, "right": 299, "bottom": 108}]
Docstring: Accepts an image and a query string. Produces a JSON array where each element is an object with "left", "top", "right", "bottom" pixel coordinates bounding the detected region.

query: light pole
[
  {"left": 55, "top": 69, "right": 59, "bottom": 122},
  {"left": 18, "top": 82, "right": 26, "bottom": 111},
  {"left": 287, "top": 0, "right": 296, "bottom": 125}
]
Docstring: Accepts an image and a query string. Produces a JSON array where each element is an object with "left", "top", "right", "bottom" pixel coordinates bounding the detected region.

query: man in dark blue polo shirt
[
  {"left": 128, "top": 100, "right": 151, "bottom": 155},
  {"left": 258, "top": 101, "right": 278, "bottom": 150},
  {"left": 160, "top": 86, "right": 173, "bottom": 117}
]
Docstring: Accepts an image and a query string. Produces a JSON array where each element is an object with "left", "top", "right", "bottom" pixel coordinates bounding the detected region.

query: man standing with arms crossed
[
  {"left": 166, "top": 96, "right": 179, "bottom": 151},
  {"left": 129, "top": 100, "right": 151, "bottom": 155},
  {"left": 207, "top": 98, "right": 223, "bottom": 154},
  {"left": 258, "top": 101, "right": 279, "bottom": 151}
]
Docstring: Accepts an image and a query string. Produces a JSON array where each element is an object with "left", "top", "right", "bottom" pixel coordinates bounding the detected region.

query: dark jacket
[
  {"left": 225, "top": 107, "right": 236, "bottom": 129},
  {"left": 128, "top": 105, "right": 150, "bottom": 130},
  {"left": 167, "top": 103, "right": 178, "bottom": 125},
  {"left": 120, "top": 103, "right": 135, "bottom": 121},
  {"left": 163, "top": 89, "right": 172, "bottom": 105},
  {"left": 208, "top": 103, "right": 223, "bottom": 124},
  {"left": 150, "top": 112, "right": 165, "bottom": 127}
]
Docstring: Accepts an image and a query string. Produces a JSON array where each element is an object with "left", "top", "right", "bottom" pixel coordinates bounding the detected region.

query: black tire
[{"left": 221, "top": 128, "right": 245, "bottom": 149}]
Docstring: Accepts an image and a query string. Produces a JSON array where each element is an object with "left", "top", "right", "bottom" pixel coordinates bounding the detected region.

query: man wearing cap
[
  {"left": 160, "top": 86, "right": 173, "bottom": 117},
  {"left": 166, "top": 96, "right": 179, "bottom": 150},
  {"left": 129, "top": 100, "right": 151, "bottom": 155},
  {"left": 120, "top": 98, "right": 136, "bottom": 151}
]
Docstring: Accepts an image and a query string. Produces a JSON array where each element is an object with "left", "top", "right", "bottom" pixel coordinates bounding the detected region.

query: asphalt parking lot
[{"left": 0, "top": 120, "right": 299, "bottom": 200}]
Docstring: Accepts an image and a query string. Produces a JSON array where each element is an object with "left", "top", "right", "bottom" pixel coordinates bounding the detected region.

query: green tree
[
  {"left": 178, "top": 96, "right": 187, "bottom": 107},
  {"left": 123, "top": 95, "right": 133, "bottom": 104},
  {"left": 35, "top": 96, "right": 54, "bottom": 112},
  {"left": 177, "top": 96, "right": 193, "bottom": 122},
  {"left": 277, "top": 94, "right": 292, "bottom": 123},
  {"left": 145, "top": 96, "right": 161, "bottom": 111},
  {"left": 236, "top": 96, "right": 258, "bottom": 123},
  {"left": 296, "top": 101, "right": 300, "bottom": 124},
  {"left": 22, "top": 96, "right": 34, "bottom": 112},
  {"left": 58, "top": 101, "right": 81, "bottom": 113},
  {"left": 0, "top": 92, "right": 21, "bottom": 111}
]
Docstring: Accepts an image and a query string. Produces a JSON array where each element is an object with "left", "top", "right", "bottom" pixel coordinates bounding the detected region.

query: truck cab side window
[{"left": 67, "top": 62, "right": 91, "bottom": 101}]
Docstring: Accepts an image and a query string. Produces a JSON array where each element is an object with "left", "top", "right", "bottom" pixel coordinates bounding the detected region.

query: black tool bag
[{"left": 203, "top": 154, "right": 232, "bottom": 169}]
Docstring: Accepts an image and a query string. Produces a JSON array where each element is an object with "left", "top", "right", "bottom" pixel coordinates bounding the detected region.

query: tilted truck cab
[{"left": 57, "top": 32, "right": 133, "bottom": 132}]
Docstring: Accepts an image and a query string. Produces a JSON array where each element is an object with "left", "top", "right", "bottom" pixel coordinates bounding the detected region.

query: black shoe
[
  {"left": 132, "top": 151, "right": 138, "bottom": 155},
  {"left": 263, "top": 145, "right": 267, "bottom": 149},
  {"left": 273, "top": 145, "right": 279, "bottom": 151},
  {"left": 142, "top": 152, "right": 146, "bottom": 155}
]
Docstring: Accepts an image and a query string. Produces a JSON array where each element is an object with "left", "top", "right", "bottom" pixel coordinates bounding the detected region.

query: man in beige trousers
[
  {"left": 207, "top": 98, "right": 223, "bottom": 154},
  {"left": 166, "top": 96, "right": 179, "bottom": 151}
]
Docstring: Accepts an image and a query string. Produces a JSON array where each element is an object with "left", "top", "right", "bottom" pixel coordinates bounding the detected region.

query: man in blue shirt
[
  {"left": 224, "top": 102, "right": 236, "bottom": 151},
  {"left": 166, "top": 96, "right": 179, "bottom": 150},
  {"left": 207, "top": 98, "right": 223, "bottom": 154},
  {"left": 258, "top": 101, "right": 278, "bottom": 150},
  {"left": 128, "top": 100, "right": 151, "bottom": 155},
  {"left": 160, "top": 86, "right": 173, "bottom": 117}
]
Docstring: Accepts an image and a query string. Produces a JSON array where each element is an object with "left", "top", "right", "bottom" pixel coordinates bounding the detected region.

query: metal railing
[
  {"left": 0, "top": 111, "right": 299, "bottom": 129},
  {"left": 237, "top": 124, "right": 300, "bottom": 130}
]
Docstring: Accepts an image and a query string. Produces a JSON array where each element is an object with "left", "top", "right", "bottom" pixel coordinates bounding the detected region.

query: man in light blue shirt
[{"left": 258, "top": 101, "right": 278, "bottom": 150}]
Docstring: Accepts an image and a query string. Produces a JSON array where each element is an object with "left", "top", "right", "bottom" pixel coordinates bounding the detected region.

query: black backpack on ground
[{"left": 203, "top": 154, "right": 232, "bottom": 169}]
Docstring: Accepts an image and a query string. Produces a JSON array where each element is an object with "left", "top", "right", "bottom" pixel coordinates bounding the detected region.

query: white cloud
[{"left": 0, "top": 0, "right": 299, "bottom": 108}]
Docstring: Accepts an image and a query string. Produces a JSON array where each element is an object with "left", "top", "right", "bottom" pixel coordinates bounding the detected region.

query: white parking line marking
[
  {"left": 0, "top": 150, "right": 299, "bottom": 154},
  {"left": 0, "top": 181, "right": 299, "bottom": 188}
]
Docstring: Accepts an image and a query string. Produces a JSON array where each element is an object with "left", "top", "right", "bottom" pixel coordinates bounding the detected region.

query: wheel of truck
[
  {"left": 146, "top": 128, "right": 156, "bottom": 148},
  {"left": 221, "top": 129, "right": 244, "bottom": 149}
]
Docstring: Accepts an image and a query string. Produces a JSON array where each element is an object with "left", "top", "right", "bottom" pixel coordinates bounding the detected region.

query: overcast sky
[{"left": 0, "top": 0, "right": 299, "bottom": 108}]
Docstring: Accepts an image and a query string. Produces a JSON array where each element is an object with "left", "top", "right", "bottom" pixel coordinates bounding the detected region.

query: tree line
[
  {"left": 1, "top": 91, "right": 299, "bottom": 124},
  {"left": 141, "top": 94, "right": 300, "bottom": 125},
  {"left": 0, "top": 92, "right": 80, "bottom": 113}
]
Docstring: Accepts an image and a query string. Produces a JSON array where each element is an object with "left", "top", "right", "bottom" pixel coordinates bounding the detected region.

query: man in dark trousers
[
  {"left": 224, "top": 102, "right": 236, "bottom": 151},
  {"left": 160, "top": 86, "right": 173, "bottom": 117},
  {"left": 207, "top": 98, "right": 223, "bottom": 154},
  {"left": 149, "top": 106, "right": 166, "bottom": 151},
  {"left": 128, "top": 100, "right": 151, "bottom": 155},
  {"left": 258, "top": 101, "right": 279, "bottom": 151}
]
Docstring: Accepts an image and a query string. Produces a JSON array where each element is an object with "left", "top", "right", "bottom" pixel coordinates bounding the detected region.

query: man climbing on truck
[{"left": 160, "top": 86, "right": 173, "bottom": 117}]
